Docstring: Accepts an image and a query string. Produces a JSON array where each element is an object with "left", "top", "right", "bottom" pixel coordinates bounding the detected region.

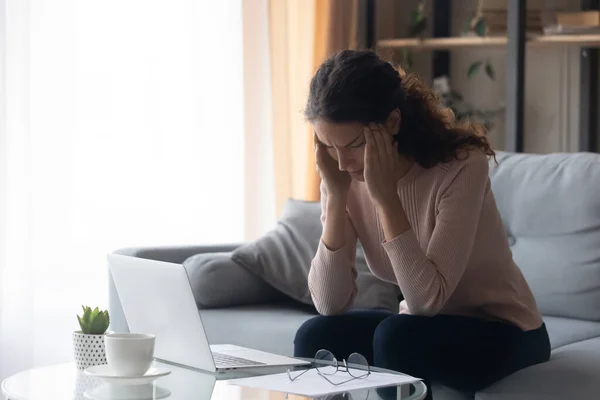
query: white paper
[{"left": 224, "top": 366, "right": 422, "bottom": 397}]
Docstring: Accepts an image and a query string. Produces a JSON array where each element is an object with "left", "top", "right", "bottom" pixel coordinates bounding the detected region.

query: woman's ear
[{"left": 385, "top": 109, "right": 401, "bottom": 136}]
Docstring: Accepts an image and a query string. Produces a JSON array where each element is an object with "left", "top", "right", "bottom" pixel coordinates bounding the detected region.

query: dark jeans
[{"left": 294, "top": 310, "right": 551, "bottom": 400}]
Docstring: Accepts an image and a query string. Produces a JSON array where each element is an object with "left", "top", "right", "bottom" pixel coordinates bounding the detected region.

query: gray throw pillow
[
  {"left": 183, "top": 252, "right": 285, "bottom": 308},
  {"left": 231, "top": 199, "right": 401, "bottom": 312}
]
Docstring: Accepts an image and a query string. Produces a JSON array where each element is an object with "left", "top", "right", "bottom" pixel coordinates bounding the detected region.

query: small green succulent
[{"left": 77, "top": 306, "right": 110, "bottom": 335}]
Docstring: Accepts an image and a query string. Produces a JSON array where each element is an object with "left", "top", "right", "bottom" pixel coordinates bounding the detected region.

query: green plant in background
[
  {"left": 433, "top": 76, "right": 504, "bottom": 132},
  {"left": 401, "top": 0, "right": 428, "bottom": 70},
  {"left": 77, "top": 305, "right": 110, "bottom": 334},
  {"left": 465, "top": 0, "right": 495, "bottom": 81}
]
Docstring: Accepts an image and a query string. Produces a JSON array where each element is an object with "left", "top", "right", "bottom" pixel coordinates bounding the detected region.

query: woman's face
[{"left": 314, "top": 120, "right": 367, "bottom": 181}]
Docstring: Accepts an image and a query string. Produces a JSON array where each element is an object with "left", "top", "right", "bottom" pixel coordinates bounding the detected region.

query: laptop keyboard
[{"left": 213, "top": 352, "right": 267, "bottom": 367}]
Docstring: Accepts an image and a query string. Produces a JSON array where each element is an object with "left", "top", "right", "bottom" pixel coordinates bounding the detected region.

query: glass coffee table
[{"left": 2, "top": 359, "right": 427, "bottom": 400}]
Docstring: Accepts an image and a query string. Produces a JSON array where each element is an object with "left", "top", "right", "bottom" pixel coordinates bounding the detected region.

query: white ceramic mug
[{"left": 104, "top": 333, "right": 155, "bottom": 376}]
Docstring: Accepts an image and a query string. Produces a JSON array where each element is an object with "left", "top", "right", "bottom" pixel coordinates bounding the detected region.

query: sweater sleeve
[
  {"left": 381, "top": 153, "right": 489, "bottom": 316},
  {"left": 307, "top": 183, "right": 358, "bottom": 316}
]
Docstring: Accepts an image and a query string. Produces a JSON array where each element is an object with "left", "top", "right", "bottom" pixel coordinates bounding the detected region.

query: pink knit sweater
[{"left": 308, "top": 150, "right": 543, "bottom": 331}]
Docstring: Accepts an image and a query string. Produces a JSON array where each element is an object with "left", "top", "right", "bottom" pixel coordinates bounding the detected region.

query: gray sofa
[{"left": 108, "top": 151, "right": 600, "bottom": 399}]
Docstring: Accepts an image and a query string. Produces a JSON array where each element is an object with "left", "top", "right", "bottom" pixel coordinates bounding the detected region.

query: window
[{"left": 1, "top": 0, "right": 246, "bottom": 379}]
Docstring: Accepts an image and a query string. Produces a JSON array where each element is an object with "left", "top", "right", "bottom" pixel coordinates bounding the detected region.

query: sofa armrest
[
  {"left": 112, "top": 243, "right": 244, "bottom": 264},
  {"left": 108, "top": 243, "right": 244, "bottom": 333}
]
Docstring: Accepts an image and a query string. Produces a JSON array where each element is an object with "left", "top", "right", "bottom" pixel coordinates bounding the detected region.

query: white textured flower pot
[{"left": 72, "top": 331, "right": 111, "bottom": 370}]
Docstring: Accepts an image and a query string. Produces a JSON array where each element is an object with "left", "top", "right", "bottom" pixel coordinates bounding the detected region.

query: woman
[{"left": 293, "top": 50, "right": 550, "bottom": 399}]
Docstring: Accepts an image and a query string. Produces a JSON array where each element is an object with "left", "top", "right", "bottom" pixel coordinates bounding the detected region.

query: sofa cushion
[
  {"left": 183, "top": 252, "right": 285, "bottom": 308},
  {"left": 231, "top": 199, "right": 401, "bottom": 313},
  {"left": 199, "top": 301, "right": 317, "bottom": 357},
  {"left": 429, "top": 315, "right": 600, "bottom": 399},
  {"left": 542, "top": 315, "right": 600, "bottom": 350},
  {"left": 477, "top": 337, "right": 600, "bottom": 400},
  {"left": 431, "top": 385, "right": 472, "bottom": 400},
  {"left": 489, "top": 151, "right": 600, "bottom": 320}
]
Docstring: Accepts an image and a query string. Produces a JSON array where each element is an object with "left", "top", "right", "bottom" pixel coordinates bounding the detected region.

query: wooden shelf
[
  {"left": 530, "top": 34, "right": 600, "bottom": 45},
  {"left": 378, "top": 37, "right": 507, "bottom": 49},
  {"left": 377, "top": 34, "right": 600, "bottom": 50}
]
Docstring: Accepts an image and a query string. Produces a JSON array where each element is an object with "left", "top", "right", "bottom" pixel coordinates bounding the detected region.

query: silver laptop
[{"left": 107, "top": 253, "right": 310, "bottom": 373}]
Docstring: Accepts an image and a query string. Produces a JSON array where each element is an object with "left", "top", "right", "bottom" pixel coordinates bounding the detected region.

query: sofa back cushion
[
  {"left": 183, "top": 252, "right": 286, "bottom": 308},
  {"left": 489, "top": 151, "right": 600, "bottom": 320},
  {"left": 231, "top": 199, "right": 401, "bottom": 313}
]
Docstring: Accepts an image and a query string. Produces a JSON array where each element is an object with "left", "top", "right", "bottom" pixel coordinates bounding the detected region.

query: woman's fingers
[
  {"left": 364, "top": 126, "right": 376, "bottom": 168},
  {"left": 381, "top": 124, "right": 396, "bottom": 158},
  {"left": 315, "top": 143, "right": 324, "bottom": 166},
  {"left": 314, "top": 134, "right": 325, "bottom": 173},
  {"left": 370, "top": 123, "right": 396, "bottom": 160},
  {"left": 369, "top": 124, "right": 386, "bottom": 162}
]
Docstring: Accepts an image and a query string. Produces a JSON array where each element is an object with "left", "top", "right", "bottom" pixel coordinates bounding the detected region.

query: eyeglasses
[{"left": 287, "top": 349, "right": 371, "bottom": 386}]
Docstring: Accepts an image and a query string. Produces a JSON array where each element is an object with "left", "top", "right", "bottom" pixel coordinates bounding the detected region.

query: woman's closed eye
[
  {"left": 326, "top": 142, "right": 364, "bottom": 149},
  {"left": 348, "top": 141, "right": 365, "bottom": 148},
  {"left": 323, "top": 139, "right": 365, "bottom": 149}
]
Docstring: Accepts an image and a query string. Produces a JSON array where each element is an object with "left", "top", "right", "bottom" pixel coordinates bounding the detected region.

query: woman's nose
[{"left": 336, "top": 151, "right": 353, "bottom": 171}]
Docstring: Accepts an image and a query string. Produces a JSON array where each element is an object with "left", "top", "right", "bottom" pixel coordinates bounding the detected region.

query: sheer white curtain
[{"left": 0, "top": 0, "right": 269, "bottom": 381}]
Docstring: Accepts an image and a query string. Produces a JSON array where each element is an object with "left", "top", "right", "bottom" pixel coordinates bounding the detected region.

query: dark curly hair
[{"left": 304, "top": 49, "right": 495, "bottom": 168}]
